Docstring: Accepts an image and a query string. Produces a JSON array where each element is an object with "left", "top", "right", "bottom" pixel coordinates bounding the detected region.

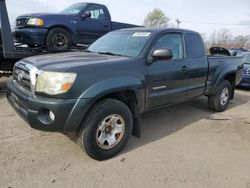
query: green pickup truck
[{"left": 7, "top": 28, "right": 243, "bottom": 160}]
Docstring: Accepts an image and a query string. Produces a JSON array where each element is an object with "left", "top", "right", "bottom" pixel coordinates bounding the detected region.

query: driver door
[
  {"left": 146, "top": 33, "right": 189, "bottom": 109},
  {"left": 77, "top": 5, "right": 111, "bottom": 45}
]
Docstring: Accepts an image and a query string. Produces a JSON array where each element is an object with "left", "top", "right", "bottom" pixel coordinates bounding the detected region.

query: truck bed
[
  {"left": 205, "top": 55, "right": 243, "bottom": 95},
  {"left": 111, "top": 21, "right": 140, "bottom": 31},
  {"left": 207, "top": 55, "right": 242, "bottom": 67}
]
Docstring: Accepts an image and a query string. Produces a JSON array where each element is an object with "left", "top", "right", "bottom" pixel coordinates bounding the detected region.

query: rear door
[
  {"left": 184, "top": 33, "right": 208, "bottom": 98},
  {"left": 77, "top": 5, "right": 111, "bottom": 44},
  {"left": 146, "top": 33, "right": 189, "bottom": 109}
]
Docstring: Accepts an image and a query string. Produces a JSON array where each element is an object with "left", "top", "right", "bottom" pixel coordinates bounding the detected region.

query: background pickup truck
[
  {"left": 7, "top": 28, "right": 243, "bottom": 160},
  {"left": 14, "top": 2, "right": 139, "bottom": 50}
]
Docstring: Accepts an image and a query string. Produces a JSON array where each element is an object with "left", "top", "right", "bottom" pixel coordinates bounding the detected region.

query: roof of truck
[
  {"left": 73, "top": 2, "right": 107, "bottom": 7},
  {"left": 119, "top": 27, "right": 200, "bottom": 35}
]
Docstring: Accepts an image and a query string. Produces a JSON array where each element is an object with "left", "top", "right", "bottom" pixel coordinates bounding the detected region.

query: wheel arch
[
  {"left": 223, "top": 72, "right": 236, "bottom": 99},
  {"left": 208, "top": 71, "right": 236, "bottom": 98},
  {"left": 46, "top": 25, "right": 76, "bottom": 44},
  {"left": 78, "top": 78, "right": 145, "bottom": 137}
]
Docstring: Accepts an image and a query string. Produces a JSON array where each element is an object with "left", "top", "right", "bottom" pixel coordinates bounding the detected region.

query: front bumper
[
  {"left": 14, "top": 28, "right": 48, "bottom": 46},
  {"left": 7, "top": 80, "right": 93, "bottom": 132},
  {"left": 238, "top": 74, "right": 250, "bottom": 88}
]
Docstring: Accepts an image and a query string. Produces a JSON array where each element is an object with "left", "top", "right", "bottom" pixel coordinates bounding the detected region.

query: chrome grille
[
  {"left": 16, "top": 17, "right": 29, "bottom": 28},
  {"left": 13, "top": 62, "right": 41, "bottom": 94},
  {"left": 13, "top": 63, "right": 31, "bottom": 91}
]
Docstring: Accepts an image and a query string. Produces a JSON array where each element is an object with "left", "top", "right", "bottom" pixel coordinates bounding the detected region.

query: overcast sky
[{"left": 5, "top": 0, "right": 250, "bottom": 37}]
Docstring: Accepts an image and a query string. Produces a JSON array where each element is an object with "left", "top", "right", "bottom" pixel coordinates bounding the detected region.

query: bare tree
[
  {"left": 143, "top": 8, "right": 171, "bottom": 27},
  {"left": 207, "top": 29, "right": 250, "bottom": 50},
  {"left": 245, "top": 36, "right": 250, "bottom": 49},
  {"left": 208, "top": 30, "right": 233, "bottom": 48},
  {"left": 217, "top": 29, "right": 232, "bottom": 47},
  {"left": 233, "top": 35, "right": 249, "bottom": 47},
  {"left": 201, "top": 33, "right": 210, "bottom": 52}
]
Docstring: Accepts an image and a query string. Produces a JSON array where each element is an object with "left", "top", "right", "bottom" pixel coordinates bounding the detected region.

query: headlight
[
  {"left": 36, "top": 71, "right": 77, "bottom": 95},
  {"left": 27, "top": 18, "right": 44, "bottom": 26}
]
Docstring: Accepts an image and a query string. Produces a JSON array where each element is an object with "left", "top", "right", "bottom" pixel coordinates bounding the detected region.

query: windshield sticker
[{"left": 132, "top": 32, "right": 151, "bottom": 37}]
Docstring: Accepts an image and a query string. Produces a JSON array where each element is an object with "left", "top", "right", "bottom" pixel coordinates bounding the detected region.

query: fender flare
[
  {"left": 79, "top": 77, "right": 145, "bottom": 137},
  {"left": 80, "top": 77, "right": 144, "bottom": 108},
  {"left": 209, "top": 70, "right": 236, "bottom": 95}
]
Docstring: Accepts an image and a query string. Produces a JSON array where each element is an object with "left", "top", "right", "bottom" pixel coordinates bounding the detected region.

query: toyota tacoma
[{"left": 7, "top": 28, "right": 243, "bottom": 160}]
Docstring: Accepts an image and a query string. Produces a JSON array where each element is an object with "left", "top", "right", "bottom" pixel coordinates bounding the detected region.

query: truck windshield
[
  {"left": 61, "top": 4, "right": 86, "bottom": 15},
  {"left": 88, "top": 31, "right": 152, "bottom": 57}
]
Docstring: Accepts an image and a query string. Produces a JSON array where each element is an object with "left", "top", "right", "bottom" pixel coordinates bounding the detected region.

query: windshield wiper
[{"left": 97, "top": 52, "right": 122, "bottom": 56}]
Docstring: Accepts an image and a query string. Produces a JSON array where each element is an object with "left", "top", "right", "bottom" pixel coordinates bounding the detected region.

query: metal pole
[
  {"left": 0, "top": 0, "right": 16, "bottom": 58},
  {"left": 176, "top": 18, "right": 181, "bottom": 28}
]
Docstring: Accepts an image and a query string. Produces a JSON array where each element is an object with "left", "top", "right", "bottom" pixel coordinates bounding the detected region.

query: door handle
[
  {"left": 104, "top": 25, "right": 109, "bottom": 28},
  {"left": 181, "top": 66, "right": 188, "bottom": 72}
]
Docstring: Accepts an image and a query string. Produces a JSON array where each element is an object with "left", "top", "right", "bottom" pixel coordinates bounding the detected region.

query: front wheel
[
  {"left": 208, "top": 80, "right": 232, "bottom": 112},
  {"left": 45, "top": 28, "right": 72, "bottom": 51},
  {"left": 80, "top": 99, "right": 133, "bottom": 160}
]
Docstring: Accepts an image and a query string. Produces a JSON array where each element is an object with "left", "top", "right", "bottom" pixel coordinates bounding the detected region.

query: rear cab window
[
  {"left": 86, "top": 5, "right": 107, "bottom": 21},
  {"left": 185, "top": 33, "right": 205, "bottom": 59}
]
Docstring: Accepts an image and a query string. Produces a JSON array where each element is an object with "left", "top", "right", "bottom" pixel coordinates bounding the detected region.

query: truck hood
[
  {"left": 17, "top": 13, "right": 72, "bottom": 19},
  {"left": 21, "top": 52, "right": 132, "bottom": 72}
]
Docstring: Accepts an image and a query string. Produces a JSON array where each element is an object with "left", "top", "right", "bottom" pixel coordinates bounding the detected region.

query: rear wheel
[
  {"left": 46, "top": 27, "right": 72, "bottom": 51},
  {"left": 208, "top": 80, "right": 232, "bottom": 112},
  {"left": 80, "top": 99, "right": 133, "bottom": 160}
]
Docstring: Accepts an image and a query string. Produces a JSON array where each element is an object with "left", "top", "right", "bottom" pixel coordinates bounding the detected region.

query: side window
[
  {"left": 86, "top": 5, "right": 106, "bottom": 21},
  {"left": 153, "top": 34, "right": 184, "bottom": 60},
  {"left": 185, "top": 34, "right": 205, "bottom": 58}
]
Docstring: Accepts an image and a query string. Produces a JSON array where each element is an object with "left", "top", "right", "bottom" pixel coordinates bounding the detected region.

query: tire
[
  {"left": 45, "top": 27, "right": 72, "bottom": 51},
  {"left": 80, "top": 99, "right": 133, "bottom": 160},
  {"left": 208, "top": 80, "right": 232, "bottom": 112}
]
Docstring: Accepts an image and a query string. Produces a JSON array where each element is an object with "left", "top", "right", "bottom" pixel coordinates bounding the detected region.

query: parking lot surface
[{"left": 1, "top": 78, "right": 250, "bottom": 188}]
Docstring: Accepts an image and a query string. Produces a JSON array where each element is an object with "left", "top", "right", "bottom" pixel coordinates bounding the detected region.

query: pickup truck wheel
[
  {"left": 208, "top": 80, "right": 232, "bottom": 112},
  {"left": 80, "top": 99, "right": 133, "bottom": 160},
  {"left": 46, "top": 28, "right": 72, "bottom": 51}
]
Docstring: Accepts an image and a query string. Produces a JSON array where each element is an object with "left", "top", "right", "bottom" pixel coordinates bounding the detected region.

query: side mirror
[
  {"left": 152, "top": 48, "right": 173, "bottom": 61},
  {"left": 81, "top": 11, "right": 91, "bottom": 19}
]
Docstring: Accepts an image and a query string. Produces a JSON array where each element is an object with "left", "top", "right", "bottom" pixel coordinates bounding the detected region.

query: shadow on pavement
[
  {"left": 63, "top": 92, "right": 250, "bottom": 157},
  {"left": 236, "top": 87, "right": 250, "bottom": 92},
  {"left": 0, "top": 77, "right": 10, "bottom": 98}
]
